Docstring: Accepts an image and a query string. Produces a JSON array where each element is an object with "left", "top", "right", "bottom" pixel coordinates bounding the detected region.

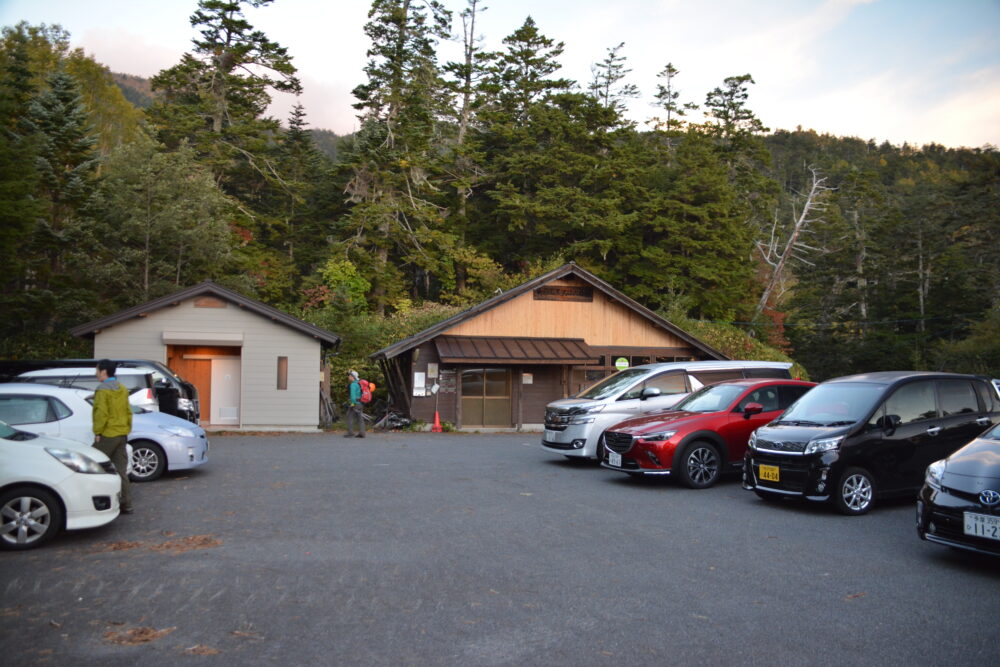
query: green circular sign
[{"left": 614, "top": 357, "right": 629, "bottom": 371}]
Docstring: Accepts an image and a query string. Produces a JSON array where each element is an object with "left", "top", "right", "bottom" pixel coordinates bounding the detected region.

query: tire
[
  {"left": 129, "top": 440, "right": 167, "bottom": 482},
  {"left": 834, "top": 467, "right": 876, "bottom": 515},
  {"left": 0, "top": 486, "right": 64, "bottom": 551},
  {"left": 594, "top": 438, "right": 606, "bottom": 464},
  {"left": 677, "top": 441, "right": 722, "bottom": 489}
]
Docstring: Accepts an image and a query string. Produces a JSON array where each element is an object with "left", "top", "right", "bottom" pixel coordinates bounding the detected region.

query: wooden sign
[{"left": 533, "top": 285, "right": 593, "bottom": 302}]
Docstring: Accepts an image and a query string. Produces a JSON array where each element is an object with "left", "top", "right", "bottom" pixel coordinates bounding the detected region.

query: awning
[
  {"left": 434, "top": 336, "right": 598, "bottom": 365},
  {"left": 162, "top": 331, "right": 244, "bottom": 345}
]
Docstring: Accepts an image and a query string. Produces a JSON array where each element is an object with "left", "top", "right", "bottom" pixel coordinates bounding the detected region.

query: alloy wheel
[
  {"left": 841, "top": 473, "right": 873, "bottom": 512},
  {"left": 686, "top": 446, "right": 720, "bottom": 486},
  {"left": 1, "top": 496, "right": 53, "bottom": 547}
]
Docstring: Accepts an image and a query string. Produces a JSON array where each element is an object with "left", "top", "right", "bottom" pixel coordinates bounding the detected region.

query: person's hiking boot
[
  {"left": 356, "top": 434, "right": 365, "bottom": 438},
  {"left": 343, "top": 433, "right": 355, "bottom": 438}
]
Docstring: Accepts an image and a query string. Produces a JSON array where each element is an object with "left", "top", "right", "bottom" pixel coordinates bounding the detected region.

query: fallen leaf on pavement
[{"left": 103, "top": 626, "right": 176, "bottom": 645}]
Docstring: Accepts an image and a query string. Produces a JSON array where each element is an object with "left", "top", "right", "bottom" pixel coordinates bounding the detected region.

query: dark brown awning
[{"left": 435, "top": 336, "right": 598, "bottom": 365}]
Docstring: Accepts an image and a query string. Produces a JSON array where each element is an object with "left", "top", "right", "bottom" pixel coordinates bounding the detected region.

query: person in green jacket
[
  {"left": 345, "top": 370, "right": 365, "bottom": 438},
  {"left": 93, "top": 359, "right": 133, "bottom": 514}
]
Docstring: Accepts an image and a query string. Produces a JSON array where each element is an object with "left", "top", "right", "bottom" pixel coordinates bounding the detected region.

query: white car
[
  {"left": 17, "top": 367, "right": 159, "bottom": 412},
  {"left": 0, "top": 384, "right": 209, "bottom": 482},
  {"left": 1, "top": 420, "right": 120, "bottom": 550}
]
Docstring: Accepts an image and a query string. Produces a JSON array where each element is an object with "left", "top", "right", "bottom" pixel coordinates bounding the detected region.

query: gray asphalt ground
[{"left": 2, "top": 431, "right": 999, "bottom": 665}]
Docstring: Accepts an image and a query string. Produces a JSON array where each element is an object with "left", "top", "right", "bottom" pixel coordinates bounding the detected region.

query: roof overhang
[{"left": 435, "top": 336, "right": 599, "bottom": 365}]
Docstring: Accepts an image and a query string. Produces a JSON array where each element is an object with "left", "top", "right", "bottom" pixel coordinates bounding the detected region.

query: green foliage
[{"left": 931, "top": 311, "right": 1000, "bottom": 375}]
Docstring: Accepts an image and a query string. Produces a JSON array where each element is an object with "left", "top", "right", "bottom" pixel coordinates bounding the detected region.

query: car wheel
[
  {"left": 677, "top": 441, "right": 721, "bottom": 489},
  {"left": 835, "top": 467, "right": 876, "bottom": 515},
  {"left": 594, "top": 438, "right": 606, "bottom": 464},
  {"left": 129, "top": 440, "right": 166, "bottom": 482},
  {"left": 0, "top": 486, "right": 63, "bottom": 551}
]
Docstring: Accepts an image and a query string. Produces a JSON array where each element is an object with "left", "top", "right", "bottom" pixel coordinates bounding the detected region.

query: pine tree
[
  {"left": 588, "top": 42, "right": 639, "bottom": 118},
  {"left": 343, "top": 0, "right": 454, "bottom": 314}
]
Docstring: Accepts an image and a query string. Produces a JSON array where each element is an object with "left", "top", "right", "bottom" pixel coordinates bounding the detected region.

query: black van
[{"left": 743, "top": 371, "right": 1000, "bottom": 515}]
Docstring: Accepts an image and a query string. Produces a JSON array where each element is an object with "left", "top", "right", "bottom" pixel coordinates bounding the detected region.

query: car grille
[
  {"left": 750, "top": 452, "right": 810, "bottom": 493},
  {"left": 754, "top": 437, "right": 807, "bottom": 454},
  {"left": 604, "top": 431, "right": 634, "bottom": 454},
  {"left": 544, "top": 409, "right": 570, "bottom": 431},
  {"left": 100, "top": 460, "right": 117, "bottom": 475},
  {"left": 927, "top": 504, "right": 1000, "bottom": 555}
]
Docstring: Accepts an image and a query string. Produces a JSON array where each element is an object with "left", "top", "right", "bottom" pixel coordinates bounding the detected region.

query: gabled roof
[
  {"left": 69, "top": 281, "right": 341, "bottom": 348},
  {"left": 371, "top": 263, "right": 727, "bottom": 361}
]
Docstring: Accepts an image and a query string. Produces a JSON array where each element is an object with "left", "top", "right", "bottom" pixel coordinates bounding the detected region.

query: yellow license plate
[{"left": 759, "top": 464, "right": 780, "bottom": 482}]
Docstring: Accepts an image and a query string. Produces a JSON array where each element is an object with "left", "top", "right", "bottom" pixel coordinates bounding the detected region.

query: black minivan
[{"left": 743, "top": 371, "right": 1000, "bottom": 515}]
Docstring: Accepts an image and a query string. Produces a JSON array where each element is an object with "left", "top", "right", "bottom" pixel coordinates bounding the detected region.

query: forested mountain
[{"left": 1, "top": 1, "right": 997, "bottom": 382}]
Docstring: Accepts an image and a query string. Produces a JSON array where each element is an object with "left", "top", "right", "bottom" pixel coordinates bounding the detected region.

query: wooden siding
[
  {"left": 93, "top": 297, "right": 321, "bottom": 427},
  {"left": 443, "top": 278, "right": 689, "bottom": 349}
]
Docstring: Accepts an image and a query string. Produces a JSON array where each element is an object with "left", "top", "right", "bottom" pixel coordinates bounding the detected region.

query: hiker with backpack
[{"left": 345, "top": 370, "right": 373, "bottom": 438}]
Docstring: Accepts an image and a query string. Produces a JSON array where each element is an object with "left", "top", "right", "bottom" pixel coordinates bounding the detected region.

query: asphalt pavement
[{"left": 2, "top": 431, "right": 999, "bottom": 665}]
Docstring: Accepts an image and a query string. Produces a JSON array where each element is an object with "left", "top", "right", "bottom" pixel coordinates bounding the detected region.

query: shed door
[
  {"left": 211, "top": 358, "right": 241, "bottom": 425},
  {"left": 461, "top": 368, "right": 511, "bottom": 427}
]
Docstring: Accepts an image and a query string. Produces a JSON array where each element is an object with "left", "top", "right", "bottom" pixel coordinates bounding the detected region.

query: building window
[{"left": 277, "top": 356, "right": 288, "bottom": 390}]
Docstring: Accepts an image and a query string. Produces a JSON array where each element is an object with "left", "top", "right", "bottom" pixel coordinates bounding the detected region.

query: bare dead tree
[{"left": 754, "top": 167, "right": 832, "bottom": 318}]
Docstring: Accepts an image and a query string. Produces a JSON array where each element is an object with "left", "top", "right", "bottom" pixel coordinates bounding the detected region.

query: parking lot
[{"left": 2, "top": 432, "right": 999, "bottom": 665}]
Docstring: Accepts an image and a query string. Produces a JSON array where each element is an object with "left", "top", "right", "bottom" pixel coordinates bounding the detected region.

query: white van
[
  {"left": 18, "top": 368, "right": 159, "bottom": 412},
  {"left": 542, "top": 360, "right": 793, "bottom": 460}
]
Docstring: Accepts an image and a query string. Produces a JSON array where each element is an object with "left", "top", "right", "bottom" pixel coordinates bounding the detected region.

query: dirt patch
[
  {"left": 103, "top": 626, "right": 176, "bottom": 645},
  {"left": 148, "top": 535, "right": 222, "bottom": 554},
  {"left": 183, "top": 644, "right": 221, "bottom": 655},
  {"left": 92, "top": 541, "right": 145, "bottom": 553}
]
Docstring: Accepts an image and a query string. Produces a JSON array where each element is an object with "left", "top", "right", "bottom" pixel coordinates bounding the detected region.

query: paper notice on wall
[
  {"left": 522, "top": 373, "right": 533, "bottom": 385},
  {"left": 413, "top": 371, "right": 426, "bottom": 396},
  {"left": 427, "top": 363, "right": 439, "bottom": 379}
]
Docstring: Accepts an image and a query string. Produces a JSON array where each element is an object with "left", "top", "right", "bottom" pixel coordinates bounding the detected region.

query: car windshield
[
  {"left": 982, "top": 424, "right": 1000, "bottom": 440},
  {"left": 673, "top": 384, "right": 745, "bottom": 413},
  {"left": 775, "top": 382, "right": 883, "bottom": 426},
  {"left": 575, "top": 368, "right": 649, "bottom": 400},
  {"left": 0, "top": 420, "right": 19, "bottom": 439}
]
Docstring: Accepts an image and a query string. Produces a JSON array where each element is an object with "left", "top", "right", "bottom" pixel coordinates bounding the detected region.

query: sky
[{"left": 2, "top": 0, "right": 998, "bottom": 148}]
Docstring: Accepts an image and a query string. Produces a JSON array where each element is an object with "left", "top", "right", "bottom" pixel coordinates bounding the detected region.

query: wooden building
[
  {"left": 371, "top": 263, "right": 726, "bottom": 430},
  {"left": 70, "top": 282, "right": 340, "bottom": 431}
]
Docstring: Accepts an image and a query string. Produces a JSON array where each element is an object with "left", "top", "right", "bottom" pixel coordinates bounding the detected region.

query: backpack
[{"left": 359, "top": 379, "right": 373, "bottom": 403}]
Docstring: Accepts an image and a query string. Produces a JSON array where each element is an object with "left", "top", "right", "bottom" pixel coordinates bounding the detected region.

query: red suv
[{"left": 601, "top": 379, "right": 816, "bottom": 488}]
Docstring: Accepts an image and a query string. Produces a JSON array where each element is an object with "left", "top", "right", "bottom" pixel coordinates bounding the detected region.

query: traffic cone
[{"left": 431, "top": 411, "right": 442, "bottom": 432}]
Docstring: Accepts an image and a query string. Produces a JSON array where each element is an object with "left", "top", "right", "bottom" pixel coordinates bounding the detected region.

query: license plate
[
  {"left": 964, "top": 512, "right": 1000, "bottom": 541},
  {"left": 758, "top": 464, "right": 780, "bottom": 482},
  {"left": 608, "top": 451, "right": 622, "bottom": 467}
]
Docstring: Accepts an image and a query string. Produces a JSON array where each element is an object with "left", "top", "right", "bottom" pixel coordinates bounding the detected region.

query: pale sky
[{"left": 2, "top": 0, "right": 998, "bottom": 148}]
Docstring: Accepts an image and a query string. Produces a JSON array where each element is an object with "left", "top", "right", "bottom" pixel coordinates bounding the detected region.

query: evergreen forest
[{"left": 1, "top": 0, "right": 998, "bottom": 385}]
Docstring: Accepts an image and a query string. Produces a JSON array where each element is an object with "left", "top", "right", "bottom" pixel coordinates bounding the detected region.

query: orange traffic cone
[{"left": 431, "top": 411, "right": 442, "bottom": 432}]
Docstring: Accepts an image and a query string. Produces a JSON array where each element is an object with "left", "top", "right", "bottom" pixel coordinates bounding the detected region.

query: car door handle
[
  {"left": 926, "top": 426, "right": 942, "bottom": 436},
  {"left": 976, "top": 417, "right": 991, "bottom": 426}
]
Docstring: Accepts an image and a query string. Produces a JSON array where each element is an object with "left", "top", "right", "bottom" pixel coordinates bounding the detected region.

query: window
[
  {"left": 938, "top": 380, "right": 978, "bottom": 416},
  {"left": 0, "top": 395, "right": 57, "bottom": 424},
  {"left": 884, "top": 381, "right": 938, "bottom": 425},
  {"left": 461, "top": 368, "right": 511, "bottom": 426},
  {"left": 621, "top": 372, "right": 688, "bottom": 400},
  {"left": 777, "top": 384, "right": 812, "bottom": 409},
  {"left": 744, "top": 367, "right": 792, "bottom": 379},
  {"left": 738, "top": 387, "right": 780, "bottom": 412},
  {"left": 277, "top": 357, "right": 288, "bottom": 390},
  {"left": 691, "top": 370, "right": 744, "bottom": 385}
]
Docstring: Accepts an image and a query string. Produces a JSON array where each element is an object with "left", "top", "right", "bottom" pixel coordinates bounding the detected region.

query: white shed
[{"left": 70, "top": 282, "right": 340, "bottom": 431}]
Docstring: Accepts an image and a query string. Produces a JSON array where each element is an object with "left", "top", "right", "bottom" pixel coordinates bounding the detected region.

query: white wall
[{"left": 93, "top": 298, "right": 322, "bottom": 428}]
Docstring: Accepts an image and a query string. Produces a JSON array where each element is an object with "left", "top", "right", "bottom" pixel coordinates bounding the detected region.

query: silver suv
[{"left": 542, "top": 361, "right": 793, "bottom": 460}]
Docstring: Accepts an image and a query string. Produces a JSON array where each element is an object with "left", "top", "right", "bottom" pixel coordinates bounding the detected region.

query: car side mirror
[
  {"left": 743, "top": 402, "right": 764, "bottom": 418},
  {"left": 878, "top": 414, "right": 902, "bottom": 432},
  {"left": 640, "top": 387, "right": 661, "bottom": 400}
]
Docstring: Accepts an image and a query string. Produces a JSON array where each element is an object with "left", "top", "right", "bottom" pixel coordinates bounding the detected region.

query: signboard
[
  {"left": 413, "top": 371, "right": 426, "bottom": 396},
  {"left": 427, "top": 363, "right": 439, "bottom": 379},
  {"left": 438, "top": 369, "right": 457, "bottom": 393},
  {"left": 615, "top": 357, "right": 629, "bottom": 371},
  {"left": 522, "top": 372, "right": 533, "bottom": 385},
  {"left": 533, "top": 285, "right": 594, "bottom": 302}
]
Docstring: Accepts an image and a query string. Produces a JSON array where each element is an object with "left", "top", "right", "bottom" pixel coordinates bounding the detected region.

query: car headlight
[
  {"left": 925, "top": 460, "right": 945, "bottom": 490},
  {"left": 748, "top": 431, "right": 758, "bottom": 450},
  {"left": 639, "top": 430, "right": 677, "bottom": 442},
  {"left": 178, "top": 398, "right": 194, "bottom": 411},
  {"left": 568, "top": 417, "right": 595, "bottom": 424},
  {"left": 160, "top": 424, "right": 196, "bottom": 438},
  {"left": 46, "top": 448, "right": 107, "bottom": 474},
  {"left": 804, "top": 435, "right": 844, "bottom": 455}
]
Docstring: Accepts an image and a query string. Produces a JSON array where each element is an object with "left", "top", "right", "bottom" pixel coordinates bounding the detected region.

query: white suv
[
  {"left": 542, "top": 361, "right": 793, "bottom": 460},
  {"left": 17, "top": 367, "right": 159, "bottom": 412},
  {"left": 0, "top": 421, "right": 120, "bottom": 550}
]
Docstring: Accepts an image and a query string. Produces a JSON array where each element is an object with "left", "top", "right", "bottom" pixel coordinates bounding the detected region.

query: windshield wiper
[
  {"left": 776, "top": 419, "right": 823, "bottom": 426},
  {"left": 824, "top": 420, "right": 855, "bottom": 427}
]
